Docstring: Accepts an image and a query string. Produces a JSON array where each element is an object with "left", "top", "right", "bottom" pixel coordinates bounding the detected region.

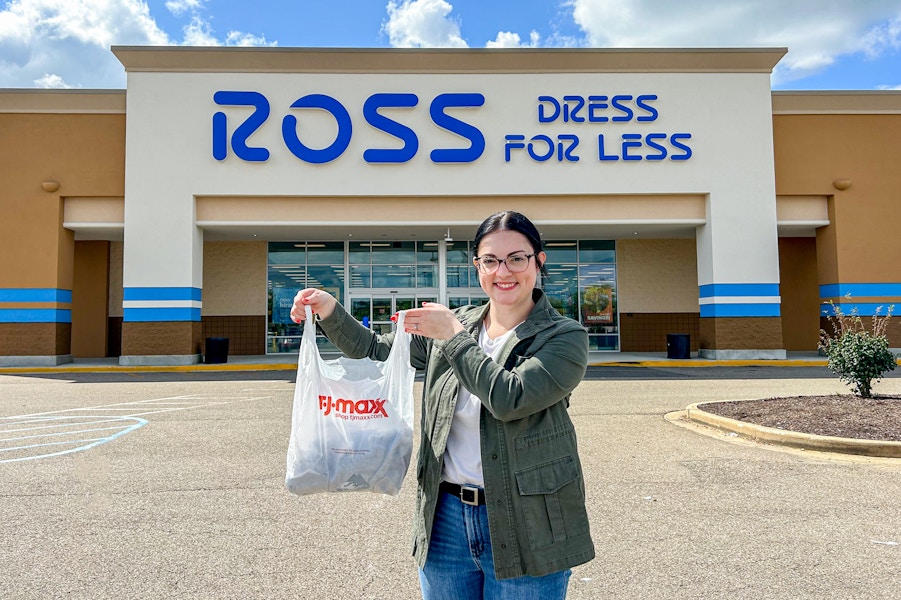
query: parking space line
[{"left": 1, "top": 392, "right": 275, "bottom": 463}]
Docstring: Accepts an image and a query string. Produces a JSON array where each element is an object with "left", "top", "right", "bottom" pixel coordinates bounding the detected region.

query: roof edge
[
  {"left": 773, "top": 90, "right": 901, "bottom": 114},
  {"left": 111, "top": 46, "right": 787, "bottom": 74},
  {"left": 0, "top": 89, "right": 126, "bottom": 114}
]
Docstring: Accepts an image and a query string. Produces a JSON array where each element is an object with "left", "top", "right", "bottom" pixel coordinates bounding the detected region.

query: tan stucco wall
[
  {"left": 71, "top": 241, "right": 109, "bottom": 358},
  {"left": 0, "top": 108, "right": 125, "bottom": 291},
  {"left": 778, "top": 237, "right": 820, "bottom": 350},
  {"left": 773, "top": 113, "right": 901, "bottom": 287},
  {"left": 617, "top": 239, "right": 699, "bottom": 313},
  {"left": 108, "top": 242, "right": 123, "bottom": 318},
  {"left": 201, "top": 241, "right": 267, "bottom": 315}
]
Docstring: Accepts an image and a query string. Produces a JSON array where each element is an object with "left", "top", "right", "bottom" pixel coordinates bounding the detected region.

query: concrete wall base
[
  {"left": 699, "top": 348, "right": 788, "bottom": 360},
  {"left": 119, "top": 354, "right": 202, "bottom": 366},
  {"left": 0, "top": 354, "right": 74, "bottom": 367}
]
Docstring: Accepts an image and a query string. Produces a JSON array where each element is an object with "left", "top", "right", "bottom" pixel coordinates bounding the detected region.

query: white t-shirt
[{"left": 442, "top": 323, "right": 521, "bottom": 487}]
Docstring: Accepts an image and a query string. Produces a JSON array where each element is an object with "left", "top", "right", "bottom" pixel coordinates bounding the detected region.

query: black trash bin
[
  {"left": 205, "top": 337, "right": 229, "bottom": 364},
  {"left": 666, "top": 333, "right": 690, "bottom": 359}
]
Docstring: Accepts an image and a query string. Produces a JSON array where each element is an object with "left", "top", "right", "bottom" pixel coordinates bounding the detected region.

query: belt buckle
[{"left": 459, "top": 485, "right": 480, "bottom": 506}]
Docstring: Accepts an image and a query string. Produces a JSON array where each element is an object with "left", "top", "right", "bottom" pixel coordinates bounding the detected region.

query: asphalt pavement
[{"left": 1, "top": 367, "right": 900, "bottom": 599}]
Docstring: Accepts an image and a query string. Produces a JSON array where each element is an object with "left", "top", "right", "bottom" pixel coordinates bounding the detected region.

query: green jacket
[{"left": 317, "top": 288, "right": 595, "bottom": 579}]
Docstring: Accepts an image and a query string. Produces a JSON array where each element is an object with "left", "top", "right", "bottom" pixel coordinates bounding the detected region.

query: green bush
[{"left": 819, "top": 297, "right": 897, "bottom": 398}]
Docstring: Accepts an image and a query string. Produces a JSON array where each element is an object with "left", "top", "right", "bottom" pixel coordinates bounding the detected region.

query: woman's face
[{"left": 474, "top": 229, "right": 546, "bottom": 311}]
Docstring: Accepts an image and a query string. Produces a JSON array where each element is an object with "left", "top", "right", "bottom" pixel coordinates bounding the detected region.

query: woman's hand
[
  {"left": 402, "top": 302, "right": 465, "bottom": 341},
  {"left": 290, "top": 288, "right": 337, "bottom": 323}
]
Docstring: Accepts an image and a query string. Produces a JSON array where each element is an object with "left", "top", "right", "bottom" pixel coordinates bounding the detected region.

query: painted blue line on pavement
[
  {"left": 2, "top": 424, "right": 131, "bottom": 443},
  {"left": 0, "top": 416, "right": 148, "bottom": 464}
]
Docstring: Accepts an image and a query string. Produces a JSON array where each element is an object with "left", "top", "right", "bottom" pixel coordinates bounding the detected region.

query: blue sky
[{"left": 1, "top": 0, "right": 899, "bottom": 90}]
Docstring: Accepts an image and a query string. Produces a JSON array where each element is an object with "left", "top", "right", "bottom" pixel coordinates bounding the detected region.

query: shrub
[{"left": 819, "top": 296, "right": 897, "bottom": 398}]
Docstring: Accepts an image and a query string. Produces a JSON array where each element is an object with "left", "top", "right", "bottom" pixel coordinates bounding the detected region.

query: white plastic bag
[{"left": 285, "top": 306, "right": 415, "bottom": 496}]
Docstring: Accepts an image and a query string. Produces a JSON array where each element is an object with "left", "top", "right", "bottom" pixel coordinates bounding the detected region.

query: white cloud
[
  {"left": 0, "top": 0, "right": 171, "bottom": 88},
  {"left": 383, "top": 0, "right": 468, "bottom": 48},
  {"left": 166, "top": 0, "right": 204, "bottom": 16},
  {"left": 225, "top": 30, "right": 276, "bottom": 47},
  {"left": 183, "top": 15, "right": 276, "bottom": 47},
  {"left": 33, "top": 73, "right": 79, "bottom": 88},
  {"left": 0, "top": 0, "right": 276, "bottom": 88},
  {"left": 486, "top": 30, "right": 540, "bottom": 48},
  {"left": 877, "top": 83, "right": 901, "bottom": 90},
  {"left": 570, "top": 0, "right": 901, "bottom": 84},
  {"left": 182, "top": 14, "right": 217, "bottom": 46}
]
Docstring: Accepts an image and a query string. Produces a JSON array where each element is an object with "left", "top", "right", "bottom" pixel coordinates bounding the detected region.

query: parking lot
[{"left": 2, "top": 368, "right": 900, "bottom": 599}]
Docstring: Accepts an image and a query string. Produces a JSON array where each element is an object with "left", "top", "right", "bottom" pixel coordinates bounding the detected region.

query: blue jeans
[{"left": 418, "top": 490, "right": 571, "bottom": 600}]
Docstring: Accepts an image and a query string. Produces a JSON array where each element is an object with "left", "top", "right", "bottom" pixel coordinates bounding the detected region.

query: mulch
[{"left": 699, "top": 394, "right": 901, "bottom": 442}]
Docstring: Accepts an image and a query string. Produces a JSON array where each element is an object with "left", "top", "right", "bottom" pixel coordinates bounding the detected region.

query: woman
[{"left": 291, "top": 210, "right": 594, "bottom": 599}]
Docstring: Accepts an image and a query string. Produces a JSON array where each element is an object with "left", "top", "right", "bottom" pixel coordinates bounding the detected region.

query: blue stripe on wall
[
  {"left": 819, "top": 283, "right": 901, "bottom": 298},
  {"left": 123, "top": 287, "right": 202, "bottom": 302},
  {"left": 0, "top": 309, "right": 72, "bottom": 323},
  {"left": 123, "top": 307, "right": 201, "bottom": 322},
  {"left": 699, "top": 283, "right": 780, "bottom": 298},
  {"left": 0, "top": 289, "right": 72, "bottom": 303},
  {"left": 700, "top": 304, "right": 781, "bottom": 318}
]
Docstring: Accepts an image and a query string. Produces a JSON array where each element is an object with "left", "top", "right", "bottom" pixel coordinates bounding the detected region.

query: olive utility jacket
[{"left": 316, "top": 289, "right": 595, "bottom": 580}]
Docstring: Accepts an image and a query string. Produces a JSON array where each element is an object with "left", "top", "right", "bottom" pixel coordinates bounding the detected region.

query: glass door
[{"left": 349, "top": 292, "right": 434, "bottom": 335}]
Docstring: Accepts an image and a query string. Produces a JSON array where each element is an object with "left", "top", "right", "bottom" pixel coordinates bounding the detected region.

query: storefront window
[
  {"left": 542, "top": 240, "right": 618, "bottom": 351},
  {"left": 268, "top": 238, "right": 617, "bottom": 353},
  {"left": 446, "top": 240, "right": 486, "bottom": 308},
  {"left": 268, "top": 242, "right": 344, "bottom": 354}
]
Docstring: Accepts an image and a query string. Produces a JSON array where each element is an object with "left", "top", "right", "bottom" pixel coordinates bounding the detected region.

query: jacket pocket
[{"left": 515, "top": 455, "right": 590, "bottom": 550}]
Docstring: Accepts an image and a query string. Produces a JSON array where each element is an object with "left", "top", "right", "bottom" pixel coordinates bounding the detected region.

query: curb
[
  {"left": 0, "top": 363, "right": 297, "bottom": 375},
  {"left": 684, "top": 402, "right": 901, "bottom": 459},
  {"left": 590, "top": 359, "right": 830, "bottom": 368},
  {"left": 0, "top": 359, "right": 828, "bottom": 375}
]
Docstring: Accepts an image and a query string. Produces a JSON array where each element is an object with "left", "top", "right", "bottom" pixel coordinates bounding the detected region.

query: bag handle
[
  {"left": 303, "top": 305, "right": 316, "bottom": 337},
  {"left": 298, "top": 305, "right": 320, "bottom": 366},
  {"left": 302, "top": 303, "right": 411, "bottom": 366}
]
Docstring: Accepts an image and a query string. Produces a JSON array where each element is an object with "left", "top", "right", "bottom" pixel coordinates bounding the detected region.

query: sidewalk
[{"left": 0, "top": 350, "right": 835, "bottom": 374}]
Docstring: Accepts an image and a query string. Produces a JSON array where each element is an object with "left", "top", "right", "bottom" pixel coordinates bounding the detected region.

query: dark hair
[{"left": 473, "top": 210, "right": 548, "bottom": 276}]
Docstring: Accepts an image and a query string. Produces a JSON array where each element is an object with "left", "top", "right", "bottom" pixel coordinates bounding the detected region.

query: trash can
[
  {"left": 666, "top": 333, "right": 690, "bottom": 359},
  {"left": 205, "top": 337, "right": 229, "bottom": 364}
]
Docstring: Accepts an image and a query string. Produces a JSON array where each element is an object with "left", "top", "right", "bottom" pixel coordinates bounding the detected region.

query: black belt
[{"left": 440, "top": 481, "right": 486, "bottom": 506}]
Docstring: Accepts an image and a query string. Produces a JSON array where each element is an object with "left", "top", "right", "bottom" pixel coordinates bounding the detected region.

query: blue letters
[
  {"left": 587, "top": 96, "right": 609, "bottom": 123},
  {"left": 282, "top": 94, "right": 353, "bottom": 164},
  {"left": 213, "top": 91, "right": 270, "bottom": 162},
  {"left": 211, "top": 89, "right": 690, "bottom": 166},
  {"left": 644, "top": 133, "right": 668, "bottom": 160},
  {"left": 635, "top": 95, "right": 658, "bottom": 122},
  {"left": 670, "top": 133, "right": 693, "bottom": 160},
  {"left": 538, "top": 96, "right": 560, "bottom": 122},
  {"left": 506, "top": 134, "right": 580, "bottom": 162},
  {"left": 621, "top": 133, "right": 642, "bottom": 161},
  {"left": 610, "top": 95, "right": 633, "bottom": 122},
  {"left": 539, "top": 94, "right": 659, "bottom": 124},
  {"left": 597, "top": 132, "right": 693, "bottom": 161},
  {"left": 504, "top": 135, "right": 526, "bottom": 161},
  {"left": 527, "top": 135, "right": 555, "bottom": 161},
  {"left": 562, "top": 96, "right": 585, "bottom": 123},
  {"left": 362, "top": 93, "right": 419, "bottom": 164},
  {"left": 429, "top": 93, "right": 486, "bottom": 163}
]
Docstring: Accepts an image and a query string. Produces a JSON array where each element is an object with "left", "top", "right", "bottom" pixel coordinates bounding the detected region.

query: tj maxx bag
[{"left": 285, "top": 306, "right": 415, "bottom": 496}]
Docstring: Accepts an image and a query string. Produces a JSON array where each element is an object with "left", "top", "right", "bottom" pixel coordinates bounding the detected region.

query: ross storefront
[{"left": 1, "top": 47, "right": 899, "bottom": 366}]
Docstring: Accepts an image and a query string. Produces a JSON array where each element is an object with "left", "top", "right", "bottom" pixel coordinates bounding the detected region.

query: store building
[{"left": 1, "top": 47, "right": 899, "bottom": 366}]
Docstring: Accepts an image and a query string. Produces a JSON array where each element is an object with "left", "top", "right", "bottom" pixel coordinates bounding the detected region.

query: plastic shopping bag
[{"left": 285, "top": 306, "right": 415, "bottom": 496}]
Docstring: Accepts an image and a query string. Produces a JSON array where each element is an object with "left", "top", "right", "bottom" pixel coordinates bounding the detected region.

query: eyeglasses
[{"left": 474, "top": 252, "right": 536, "bottom": 274}]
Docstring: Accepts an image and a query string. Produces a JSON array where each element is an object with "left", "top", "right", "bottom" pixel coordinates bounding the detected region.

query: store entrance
[{"left": 348, "top": 291, "right": 437, "bottom": 335}]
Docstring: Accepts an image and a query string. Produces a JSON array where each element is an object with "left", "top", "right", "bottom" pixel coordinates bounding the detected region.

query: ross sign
[{"left": 212, "top": 91, "right": 693, "bottom": 165}]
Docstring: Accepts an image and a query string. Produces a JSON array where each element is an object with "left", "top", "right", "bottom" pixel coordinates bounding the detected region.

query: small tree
[{"left": 819, "top": 296, "right": 897, "bottom": 398}]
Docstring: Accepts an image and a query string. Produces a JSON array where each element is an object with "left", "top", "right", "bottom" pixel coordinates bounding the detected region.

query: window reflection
[{"left": 268, "top": 238, "right": 618, "bottom": 353}]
